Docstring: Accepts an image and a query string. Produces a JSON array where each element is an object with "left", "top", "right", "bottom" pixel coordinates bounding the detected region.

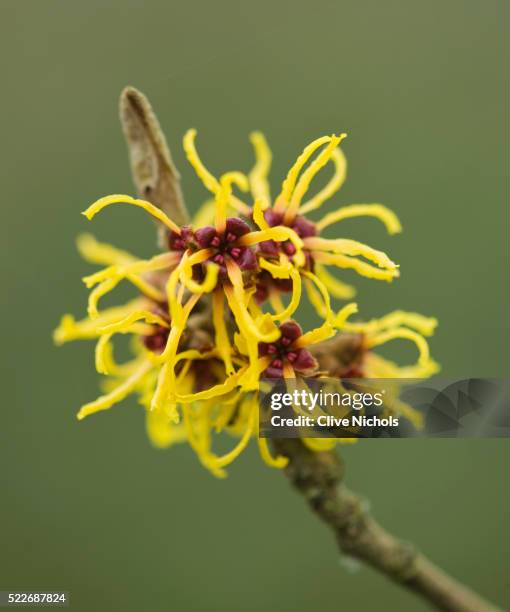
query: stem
[{"left": 272, "top": 438, "right": 501, "bottom": 612}]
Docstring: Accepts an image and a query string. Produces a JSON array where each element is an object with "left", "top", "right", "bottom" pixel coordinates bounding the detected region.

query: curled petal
[
  {"left": 317, "top": 203, "right": 402, "bottom": 235},
  {"left": 76, "top": 233, "right": 135, "bottom": 266},
  {"left": 284, "top": 134, "right": 346, "bottom": 223},
  {"left": 366, "top": 326, "right": 440, "bottom": 378},
  {"left": 257, "top": 436, "right": 288, "bottom": 468},
  {"left": 270, "top": 267, "right": 302, "bottom": 322},
  {"left": 299, "top": 148, "right": 347, "bottom": 215},
  {"left": 176, "top": 368, "right": 246, "bottom": 402},
  {"left": 313, "top": 251, "right": 400, "bottom": 282},
  {"left": 249, "top": 132, "right": 272, "bottom": 207},
  {"left": 98, "top": 310, "right": 169, "bottom": 335},
  {"left": 77, "top": 360, "right": 152, "bottom": 420},
  {"left": 253, "top": 198, "right": 270, "bottom": 230},
  {"left": 215, "top": 172, "right": 249, "bottom": 233},
  {"left": 207, "top": 400, "right": 256, "bottom": 469},
  {"left": 180, "top": 249, "right": 219, "bottom": 294},
  {"left": 53, "top": 299, "right": 146, "bottom": 345},
  {"left": 183, "top": 129, "right": 220, "bottom": 193},
  {"left": 335, "top": 302, "right": 359, "bottom": 328},
  {"left": 344, "top": 310, "right": 438, "bottom": 336},
  {"left": 212, "top": 289, "right": 235, "bottom": 375},
  {"left": 315, "top": 263, "right": 356, "bottom": 300},
  {"left": 275, "top": 135, "right": 331, "bottom": 208},
  {"left": 82, "top": 194, "right": 181, "bottom": 234},
  {"left": 303, "top": 236, "right": 397, "bottom": 271}
]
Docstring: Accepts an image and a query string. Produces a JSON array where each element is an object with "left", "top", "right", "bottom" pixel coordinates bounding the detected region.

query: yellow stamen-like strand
[
  {"left": 315, "top": 263, "right": 356, "bottom": 300},
  {"left": 275, "top": 135, "right": 331, "bottom": 208},
  {"left": 313, "top": 251, "right": 400, "bottom": 282},
  {"left": 304, "top": 236, "right": 397, "bottom": 271},
  {"left": 212, "top": 289, "right": 234, "bottom": 375},
  {"left": 215, "top": 172, "right": 249, "bottom": 233},
  {"left": 299, "top": 148, "right": 347, "bottom": 215},
  {"left": 77, "top": 360, "right": 152, "bottom": 420},
  {"left": 317, "top": 203, "right": 402, "bottom": 235},
  {"left": 344, "top": 310, "right": 438, "bottom": 336},
  {"left": 83, "top": 194, "right": 181, "bottom": 234},
  {"left": 284, "top": 134, "right": 346, "bottom": 223},
  {"left": 249, "top": 132, "right": 272, "bottom": 207}
]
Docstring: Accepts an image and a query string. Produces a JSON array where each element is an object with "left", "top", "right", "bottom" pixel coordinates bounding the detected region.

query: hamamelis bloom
[
  {"left": 62, "top": 174, "right": 306, "bottom": 411},
  {"left": 244, "top": 132, "right": 402, "bottom": 306},
  {"left": 53, "top": 229, "right": 293, "bottom": 476},
  {"left": 53, "top": 130, "right": 311, "bottom": 441},
  {"left": 348, "top": 310, "right": 440, "bottom": 379},
  {"left": 54, "top": 122, "right": 438, "bottom": 477},
  {"left": 305, "top": 311, "right": 440, "bottom": 442},
  {"left": 308, "top": 297, "right": 440, "bottom": 380}
]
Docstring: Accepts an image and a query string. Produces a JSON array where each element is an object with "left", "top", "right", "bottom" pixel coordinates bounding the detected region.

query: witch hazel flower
[
  {"left": 259, "top": 321, "right": 318, "bottom": 378},
  {"left": 243, "top": 132, "right": 401, "bottom": 309},
  {"left": 53, "top": 88, "right": 438, "bottom": 476}
]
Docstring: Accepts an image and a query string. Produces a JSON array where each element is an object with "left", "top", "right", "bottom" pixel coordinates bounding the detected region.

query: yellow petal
[
  {"left": 284, "top": 134, "right": 346, "bottom": 222},
  {"left": 275, "top": 135, "right": 331, "bottom": 208},
  {"left": 83, "top": 194, "right": 181, "bottom": 234},
  {"left": 299, "top": 148, "right": 347, "bottom": 215},
  {"left": 76, "top": 233, "right": 135, "bottom": 266},
  {"left": 313, "top": 251, "right": 400, "bottom": 282},
  {"left": 315, "top": 263, "right": 356, "bottom": 300},
  {"left": 317, "top": 203, "right": 402, "bottom": 235},
  {"left": 249, "top": 131, "right": 272, "bottom": 208},
  {"left": 304, "top": 236, "right": 397, "bottom": 271},
  {"left": 212, "top": 289, "right": 235, "bottom": 375},
  {"left": 183, "top": 129, "right": 220, "bottom": 193},
  {"left": 77, "top": 360, "right": 152, "bottom": 420}
]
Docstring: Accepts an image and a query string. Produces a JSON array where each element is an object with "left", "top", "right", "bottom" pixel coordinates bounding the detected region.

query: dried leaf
[{"left": 119, "top": 86, "right": 189, "bottom": 243}]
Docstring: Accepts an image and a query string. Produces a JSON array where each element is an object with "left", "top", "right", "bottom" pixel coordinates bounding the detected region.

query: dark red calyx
[
  {"left": 282, "top": 241, "right": 296, "bottom": 256},
  {"left": 258, "top": 240, "right": 280, "bottom": 258},
  {"left": 258, "top": 209, "right": 317, "bottom": 271},
  {"left": 193, "top": 218, "right": 256, "bottom": 276},
  {"left": 143, "top": 327, "right": 169, "bottom": 353},
  {"left": 254, "top": 272, "right": 293, "bottom": 305},
  {"left": 168, "top": 226, "right": 193, "bottom": 252},
  {"left": 291, "top": 215, "right": 317, "bottom": 238},
  {"left": 259, "top": 320, "right": 318, "bottom": 378},
  {"left": 263, "top": 209, "right": 317, "bottom": 239},
  {"left": 143, "top": 302, "right": 170, "bottom": 354}
]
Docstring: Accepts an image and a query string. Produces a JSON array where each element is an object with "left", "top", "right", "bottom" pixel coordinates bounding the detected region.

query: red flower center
[
  {"left": 193, "top": 218, "right": 257, "bottom": 277},
  {"left": 259, "top": 321, "right": 317, "bottom": 378},
  {"left": 142, "top": 302, "right": 170, "bottom": 353},
  {"left": 257, "top": 209, "right": 316, "bottom": 270}
]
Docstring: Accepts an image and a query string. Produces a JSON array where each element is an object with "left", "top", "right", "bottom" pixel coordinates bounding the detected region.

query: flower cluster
[{"left": 54, "top": 129, "right": 438, "bottom": 476}]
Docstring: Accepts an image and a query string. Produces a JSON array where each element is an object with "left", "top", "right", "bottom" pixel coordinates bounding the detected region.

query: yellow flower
[
  {"left": 242, "top": 132, "right": 402, "bottom": 307},
  {"left": 54, "top": 127, "right": 439, "bottom": 477}
]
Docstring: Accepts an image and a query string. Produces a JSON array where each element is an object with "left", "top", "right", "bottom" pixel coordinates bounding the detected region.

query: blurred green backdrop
[{"left": 1, "top": 1, "right": 509, "bottom": 610}]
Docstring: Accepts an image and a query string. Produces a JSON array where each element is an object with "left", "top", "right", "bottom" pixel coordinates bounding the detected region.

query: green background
[{"left": 2, "top": 1, "right": 509, "bottom": 610}]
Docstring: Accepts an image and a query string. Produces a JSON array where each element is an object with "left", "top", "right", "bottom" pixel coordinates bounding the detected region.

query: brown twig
[
  {"left": 116, "top": 87, "right": 500, "bottom": 610},
  {"left": 272, "top": 438, "right": 502, "bottom": 612}
]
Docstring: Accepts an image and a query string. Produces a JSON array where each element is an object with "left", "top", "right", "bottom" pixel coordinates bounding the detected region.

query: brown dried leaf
[{"left": 119, "top": 86, "right": 189, "bottom": 242}]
